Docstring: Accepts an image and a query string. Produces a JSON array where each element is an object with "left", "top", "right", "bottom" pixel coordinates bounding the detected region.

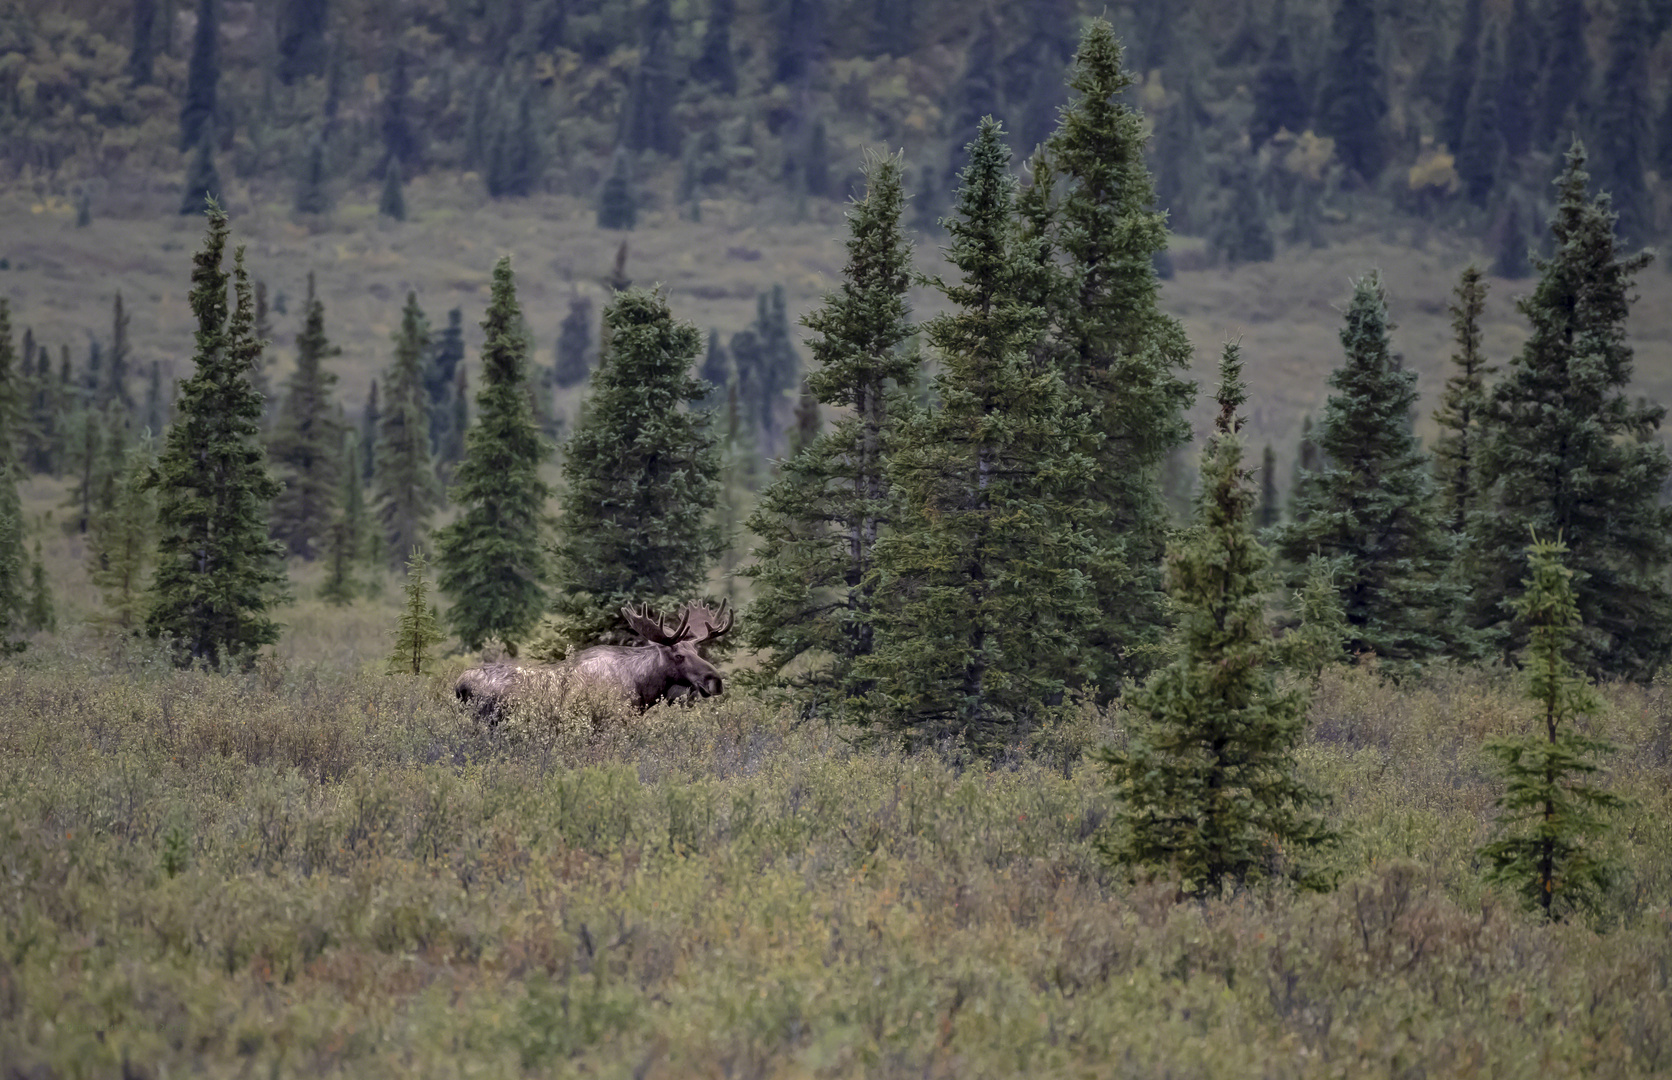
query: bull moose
[{"left": 455, "top": 600, "right": 734, "bottom": 723}]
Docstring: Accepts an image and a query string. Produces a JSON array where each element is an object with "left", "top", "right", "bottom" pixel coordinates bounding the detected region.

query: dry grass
[{"left": 1, "top": 644, "right": 1670, "bottom": 1077}]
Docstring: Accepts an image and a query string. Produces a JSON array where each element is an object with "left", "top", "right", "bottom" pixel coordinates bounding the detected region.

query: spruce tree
[
  {"left": 553, "top": 296, "right": 593, "bottom": 389},
  {"left": 295, "top": 135, "right": 331, "bottom": 215},
  {"left": 619, "top": 2, "right": 682, "bottom": 157},
  {"left": 146, "top": 204, "right": 288, "bottom": 668},
  {"left": 268, "top": 274, "right": 343, "bottom": 560},
  {"left": 1432, "top": 265, "right": 1493, "bottom": 537},
  {"left": 692, "top": 0, "right": 738, "bottom": 95},
  {"left": 1212, "top": 154, "right": 1275, "bottom": 265},
  {"left": 862, "top": 119, "right": 1101, "bottom": 749},
  {"left": 179, "top": 0, "right": 218, "bottom": 151},
  {"left": 1498, "top": 0, "right": 1539, "bottom": 159},
  {"left": 1250, "top": 30, "right": 1308, "bottom": 147},
  {"left": 106, "top": 292, "right": 133, "bottom": 411},
  {"left": 360, "top": 378, "right": 379, "bottom": 483},
  {"left": 381, "top": 49, "right": 419, "bottom": 169},
  {"left": 1441, "top": 0, "right": 1485, "bottom": 153},
  {"left": 1591, "top": 0, "right": 1652, "bottom": 247},
  {"left": 180, "top": 137, "right": 222, "bottom": 216},
  {"left": 1275, "top": 272, "right": 1456, "bottom": 666},
  {"left": 1455, "top": 25, "right": 1504, "bottom": 208},
  {"left": 434, "top": 258, "right": 552, "bottom": 654},
  {"left": 389, "top": 547, "right": 445, "bottom": 675},
  {"left": 1101, "top": 344, "right": 1332, "bottom": 895},
  {"left": 1315, "top": 0, "right": 1387, "bottom": 180},
  {"left": 696, "top": 327, "right": 729, "bottom": 409},
  {"left": 597, "top": 152, "right": 637, "bottom": 230},
  {"left": 379, "top": 159, "right": 406, "bottom": 222},
  {"left": 1538, "top": 0, "right": 1590, "bottom": 147},
  {"left": 744, "top": 151, "right": 916, "bottom": 709},
  {"left": 276, "top": 0, "right": 328, "bottom": 84},
  {"left": 87, "top": 435, "right": 159, "bottom": 631},
  {"left": 545, "top": 287, "right": 719, "bottom": 652},
  {"left": 0, "top": 302, "right": 27, "bottom": 648},
  {"left": 373, "top": 293, "right": 443, "bottom": 569},
  {"left": 1030, "top": 18, "right": 1195, "bottom": 689},
  {"left": 129, "top": 0, "right": 157, "bottom": 86},
  {"left": 1256, "top": 443, "right": 1279, "bottom": 529},
  {"left": 25, "top": 542, "right": 53, "bottom": 635},
  {"left": 318, "top": 432, "right": 364, "bottom": 605},
  {"left": 1480, "top": 538, "right": 1620, "bottom": 920},
  {"left": 425, "top": 307, "right": 466, "bottom": 459},
  {"left": 1471, "top": 144, "right": 1672, "bottom": 679}
]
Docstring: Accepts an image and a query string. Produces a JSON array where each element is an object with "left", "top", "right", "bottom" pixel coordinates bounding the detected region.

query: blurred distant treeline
[{"left": 8, "top": 0, "right": 1672, "bottom": 253}]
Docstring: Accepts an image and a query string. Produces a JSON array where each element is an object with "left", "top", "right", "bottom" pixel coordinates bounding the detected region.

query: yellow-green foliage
[{"left": 2, "top": 647, "right": 1670, "bottom": 1077}]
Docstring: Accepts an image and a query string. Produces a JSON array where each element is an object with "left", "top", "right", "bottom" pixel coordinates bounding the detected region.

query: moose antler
[
  {"left": 621, "top": 604, "right": 690, "bottom": 646},
  {"left": 681, "top": 599, "right": 734, "bottom": 647}
]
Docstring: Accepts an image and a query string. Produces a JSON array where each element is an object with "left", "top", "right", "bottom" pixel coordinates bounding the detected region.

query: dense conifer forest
[{"left": 4, "top": 2, "right": 1672, "bottom": 1075}]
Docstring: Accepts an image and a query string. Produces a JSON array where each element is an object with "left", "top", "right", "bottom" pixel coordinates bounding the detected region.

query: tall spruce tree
[
  {"left": 1455, "top": 25, "right": 1504, "bottom": 208},
  {"left": 1101, "top": 343, "right": 1331, "bottom": 895},
  {"left": 373, "top": 293, "right": 443, "bottom": 569},
  {"left": 1432, "top": 265, "right": 1493, "bottom": 538},
  {"left": 1275, "top": 272, "right": 1456, "bottom": 666},
  {"left": 861, "top": 118, "right": 1101, "bottom": 750},
  {"left": 693, "top": 0, "right": 738, "bottom": 95},
  {"left": 1471, "top": 143, "right": 1672, "bottom": 679},
  {"left": 554, "top": 296, "right": 594, "bottom": 390},
  {"left": 1590, "top": 0, "right": 1652, "bottom": 247},
  {"left": 179, "top": 0, "right": 218, "bottom": 151},
  {"left": 146, "top": 204, "right": 288, "bottom": 668},
  {"left": 434, "top": 258, "right": 551, "bottom": 654},
  {"left": 1030, "top": 18, "right": 1195, "bottom": 689},
  {"left": 268, "top": 274, "right": 343, "bottom": 560},
  {"left": 180, "top": 138, "right": 222, "bottom": 216},
  {"left": 1480, "top": 537, "right": 1620, "bottom": 920},
  {"left": 545, "top": 287, "right": 720, "bottom": 652},
  {"left": 1250, "top": 30, "right": 1308, "bottom": 147},
  {"left": 1441, "top": 0, "right": 1485, "bottom": 153},
  {"left": 1498, "top": 0, "right": 1539, "bottom": 159},
  {"left": 1538, "top": 0, "right": 1589, "bottom": 147},
  {"left": 744, "top": 151, "right": 916, "bottom": 710},
  {"left": 1314, "top": 0, "right": 1387, "bottom": 179}
]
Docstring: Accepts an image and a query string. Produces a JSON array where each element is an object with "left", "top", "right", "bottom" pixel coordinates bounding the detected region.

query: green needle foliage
[
  {"left": 0, "top": 301, "right": 27, "bottom": 649},
  {"left": 389, "top": 547, "right": 444, "bottom": 675},
  {"left": 146, "top": 202, "right": 289, "bottom": 669},
  {"left": 1102, "top": 343, "right": 1332, "bottom": 896},
  {"left": 87, "top": 434, "right": 159, "bottom": 631},
  {"left": 1431, "top": 264, "right": 1493, "bottom": 538},
  {"left": 863, "top": 118, "right": 1101, "bottom": 751},
  {"left": 1480, "top": 537, "right": 1620, "bottom": 921},
  {"left": 373, "top": 293, "right": 443, "bottom": 569},
  {"left": 745, "top": 151, "right": 917, "bottom": 711},
  {"left": 318, "top": 432, "right": 366, "bottom": 606},
  {"left": 435, "top": 258, "right": 551, "bottom": 655},
  {"left": 1276, "top": 272, "right": 1457, "bottom": 667},
  {"left": 1471, "top": 143, "right": 1672, "bottom": 679},
  {"left": 1028, "top": 18, "right": 1196, "bottom": 689},
  {"left": 545, "top": 287, "right": 720, "bottom": 653},
  {"left": 268, "top": 273, "right": 343, "bottom": 560}
]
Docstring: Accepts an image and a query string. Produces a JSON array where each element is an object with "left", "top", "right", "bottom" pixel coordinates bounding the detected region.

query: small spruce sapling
[
  {"left": 389, "top": 547, "right": 445, "bottom": 675},
  {"left": 1479, "top": 536, "right": 1621, "bottom": 920}
]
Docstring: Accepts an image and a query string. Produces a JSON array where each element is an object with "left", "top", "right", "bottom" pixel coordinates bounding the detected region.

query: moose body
[{"left": 455, "top": 602, "right": 731, "bottom": 722}]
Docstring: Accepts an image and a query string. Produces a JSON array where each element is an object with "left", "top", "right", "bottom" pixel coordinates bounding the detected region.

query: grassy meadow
[
  {"left": 9, "top": 166, "right": 1672, "bottom": 478},
  {"left": 7, "top": 166, "right": 1672, "bottom": 1076},
  {"left": 3, "top": 619, "right": 1672, "bottom": 1077}
]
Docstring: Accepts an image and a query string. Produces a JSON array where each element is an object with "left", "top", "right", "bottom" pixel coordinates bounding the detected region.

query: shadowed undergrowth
[{"left": 2, "top": 642, "right": 1670, "bottom": 1078}]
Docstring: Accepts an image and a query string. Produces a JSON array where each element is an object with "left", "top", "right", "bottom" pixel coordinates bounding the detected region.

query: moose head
[{"left": 620, "top": 599, "right": 734, "bottom": 700}]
